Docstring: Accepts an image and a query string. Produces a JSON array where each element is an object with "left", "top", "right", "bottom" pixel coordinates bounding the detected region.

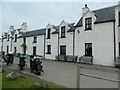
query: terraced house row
[{"left": 1, "top": 4, "right": 120, "bottom": 66}]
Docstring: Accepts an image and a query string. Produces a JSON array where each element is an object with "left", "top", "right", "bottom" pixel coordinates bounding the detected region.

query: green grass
[{"left": 2, "top": 70, "right": 65, "bottom": 88}]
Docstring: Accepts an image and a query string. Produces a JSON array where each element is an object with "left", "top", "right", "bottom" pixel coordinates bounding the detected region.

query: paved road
[{"left": 2, "top": 56, "right": 119, "bottom": 88}]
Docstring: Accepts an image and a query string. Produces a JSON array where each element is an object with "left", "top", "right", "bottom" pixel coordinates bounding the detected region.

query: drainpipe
[
  {"left": 43, "top": 34, "right": 46, "bottom": 59},
  {"left": 113, "top": 21, "right": 116, "bottom": 63},
  {"left": 10, "top": 36, "right": 13, "bottom": 52},
  {"left": 58, "top": 32, "right": 59, "bottom": 60},
  {"left": 73, "top": 30, "right": 75, "bottom": 61}
]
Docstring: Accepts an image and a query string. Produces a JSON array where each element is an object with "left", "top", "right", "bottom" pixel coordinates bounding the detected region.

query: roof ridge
[{"left": 27, "top": 28, "right": 46, "bottom": 32}]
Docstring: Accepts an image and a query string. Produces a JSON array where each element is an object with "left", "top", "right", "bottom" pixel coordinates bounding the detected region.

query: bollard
[{"left": 76, "top": 63, "right": 80, "bottom": 89}]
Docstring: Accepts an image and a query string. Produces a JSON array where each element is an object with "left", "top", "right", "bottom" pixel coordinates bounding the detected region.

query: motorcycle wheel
[
  {"left": 37, "top": 71, "right": 41, "bottom": 75},
  {"left": 11, "top": 61, "right": 13, "bottom": 64},
  {"left": 7, "top": 62, "right": 9, "bottom": 65},
  {"left": 20, "top": 66, "right": 24, "bottom": 70},
  {"left": 37, "top": 65, "right": 43, "bottom": 75},
  {"left": 7, "top": 60, "right": 9, "bottom": 65}
]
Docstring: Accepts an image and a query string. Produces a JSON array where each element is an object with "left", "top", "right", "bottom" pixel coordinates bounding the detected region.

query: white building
[
  {"left": 1, "top": 3, "right": 120, "bottom": 66},
  {"left": 74, "top": 4, "right": 120, "bottom": 66}
]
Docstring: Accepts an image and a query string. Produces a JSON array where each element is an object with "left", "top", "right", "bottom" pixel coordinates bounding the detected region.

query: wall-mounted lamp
[{"left": 77, "top": 30, "right": 80, "bottom": 33}]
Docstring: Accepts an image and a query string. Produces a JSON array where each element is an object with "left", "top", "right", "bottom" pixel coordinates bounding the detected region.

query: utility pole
[{"left": 76, "top": 64, "right": 80, "bottom": 89}]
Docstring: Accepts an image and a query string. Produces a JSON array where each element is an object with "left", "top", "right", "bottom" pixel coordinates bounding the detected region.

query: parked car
[{"left": 115, "top": 57, "right": 120, "bottom": 68}]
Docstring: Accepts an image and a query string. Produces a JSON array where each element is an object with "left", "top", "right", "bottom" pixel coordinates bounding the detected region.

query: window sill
[
  {"left": 60, "top": 36, "right": 66, "bottom": 38},
  {"left": 60, "top": 54, "right": 66, "bottom": 55},
  {"left": 46, "top": 53, "right": 51, "bottom": 54},
  {"left": 46, "top": 38, "right": 50, "bottom": 39},
  {"left": 84, "top": 29, "right": 92, "bottom": 31},
  {"left": 84, "top": 55, "right": 93, "bottom": 57},
  {"left": 32, "top": 42, "right": 37, "bottom": 43}
]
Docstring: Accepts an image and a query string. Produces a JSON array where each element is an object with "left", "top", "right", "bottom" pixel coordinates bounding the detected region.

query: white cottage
[
  {"left": 74, "top": 4, "right": 120, "bottom": 66},
  {"left": 2, "top": 3, "right": 120, "bottom": 66}
]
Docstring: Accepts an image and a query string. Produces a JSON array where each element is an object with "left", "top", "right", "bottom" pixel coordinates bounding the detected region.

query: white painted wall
[
  {"left": 45, "top": 24, "right": 58, "bottom": 59},
  {"left": 26, "top": 35, "right": 45, "bottom": 56},
  {"left": 75, "top": 11, "right": 115, "bottom": 66},
  {"left": 13, "top": 37, "right": 23, "bottom": 54},
  {"left": 59, "top": 21, "right": 73, "bottom": 55},
  {"left": 115, "top": 5, "right": 120, "bottom": 57}
]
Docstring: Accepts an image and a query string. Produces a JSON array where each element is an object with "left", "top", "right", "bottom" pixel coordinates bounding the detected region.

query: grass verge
[{"left": 2, "top": 70, "right": 65, "bottom": 88}]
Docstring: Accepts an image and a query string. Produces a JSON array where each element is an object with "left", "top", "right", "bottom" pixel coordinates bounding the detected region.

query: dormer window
[
  {"left": 14, "top": 34, "right": 17, "bottom": 42},
  {"left": 118, "top": 12, "right": 120, "bottom": 26},
  {"left": 33, "top": 36, "right": 37, "bottom": 43},
  {"left": 47, "top": 29, "right": 51, "bottom": 39},
  {"left": 7, "top": 35, "right": 9, "bottom": 41},
  {"left": 61, "top": 26, "right": 65, "bottom": 38},
  {"left": 85, "top": 17, "right": 92, "bottom": 30}
]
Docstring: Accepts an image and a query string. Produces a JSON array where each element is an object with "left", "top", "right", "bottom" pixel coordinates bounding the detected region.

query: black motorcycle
[
  {"left": 2, "top": 52, "right": 7, "bottom": 62},
  {"left": 18, "top": 54, "right": 26, "bottom": 70},
  {"left": 6, "top": 53, "right": 14, "bottom": 65},
  {"left": 30, "top": 55, "right": 43, "bottom": 75}
]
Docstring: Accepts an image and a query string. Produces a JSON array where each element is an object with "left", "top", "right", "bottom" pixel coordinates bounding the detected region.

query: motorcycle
[
  {"left": 6, "top": 52, "right": 14, "bottom": 65},
  {"left": 30, "top": 55, "right": 43, "bottom": 75},
  {"left": 2, "top": 52, "right": 7, "bottom": 62},
  {"left": 18, "top": 54, "right": 26, "bottom": 70}
]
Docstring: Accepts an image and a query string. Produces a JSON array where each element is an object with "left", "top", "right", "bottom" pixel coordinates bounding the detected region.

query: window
[
  {"left": 118, "top": 12, "right": 120, "bottom": 26},
  {"left": 23, "top": 38, "right": 26, "bottom": 43},
  {"left": 33, "top": 36, "right": 37, "bottom": 43},
  {"left": 119, "top": 42, "right": 120, "bottom": 56},
  {"left": 33, "top": 46, "right": 36, "bottom": 55},
  {"left": 14, "top": 47, "right": 16, "bottom": 53},
  {"left": 7, "top": 35, "right": 9, "bottom": 41},
  {"left": 47, "top": 29, "right": 51, "bottom": 39},
  {"left": 7, "top": 46, "right": 9, "bottom": 53},
  {"left": 61, "top": 26, "right": 65, "bottom": 38},
  {"left": 60, "top": 45, "right": 66, "bottom": 55},
  {"left": 85, "top": 43, "right": 92, "bottom": 56},
  {"left": 14, "top": 34, "right": 17, "bottom": 42},
  {"left": 46, "top": 45, "right": 51, "bottom": 54},
  {"left": 85, "top": 17, "right": 92, "bottom": 30}
]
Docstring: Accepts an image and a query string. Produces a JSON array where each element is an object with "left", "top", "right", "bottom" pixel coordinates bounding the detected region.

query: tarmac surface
[{"left": 1, "top": 56, "right": 120, "bottom": 88}]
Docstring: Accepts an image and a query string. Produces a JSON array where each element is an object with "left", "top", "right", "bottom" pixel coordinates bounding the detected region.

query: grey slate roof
[
  {"left": 93, "top": 5, "right": 117, "bottom": 23},
  {"left": 52, "top": 26, "right": 59, "bottom": 34},
  {"left": 52, "top": 23, "right": 75, "bottom": 33},
  {"left": 75, "top": 5, "right": 117, "bottom": 27},
  {"left": 67, "top": 23, "right": 75, "bottom": 32},
  {"left": 19, "top": 28, "right": 46, "bottom": 38},
  {"left": 2, "top": 32, "right": 8, "bottom": 39},
  {"left": 52, "top": 29, "right": 59, "bottom": 34},
  {"left": 11, "top": 30, "right": 16, "bottom": 35},
  {"left": 18, "top": 4, "right": 117, "bottom": 37}
]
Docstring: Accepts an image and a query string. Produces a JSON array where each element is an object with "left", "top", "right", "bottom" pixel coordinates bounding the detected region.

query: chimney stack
[
  {"left": 21, "top": 22, "right": 27, "bottom": 32},
  {"left": 10, "top": 25, "right": 14, "bottom": 29},
  {"left": 82, "top": 4, "right": 90, "bottom": 16}
]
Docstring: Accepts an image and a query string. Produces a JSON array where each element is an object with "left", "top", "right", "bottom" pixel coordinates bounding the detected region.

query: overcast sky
[{"left": 0, "top": 0, "right": 119, "bottom": 37}]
